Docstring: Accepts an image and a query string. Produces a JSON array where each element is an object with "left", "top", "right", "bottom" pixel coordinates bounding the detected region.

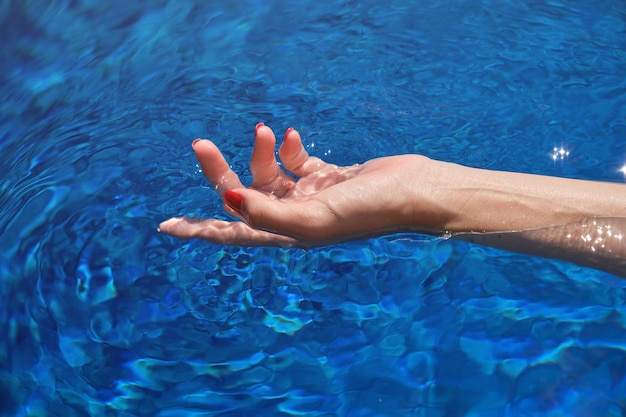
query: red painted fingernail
[
  {"left": 224, "top": 190, "right": 243, "bottom": 213},
  {"left": 255, "top": 122, "right": 265, "bottom": 137},
  {"left": 284, "top": 127, "right": 295, "bottom": 141},
  {"left": 192, "top": 138, "right": 202, "bottom": 148}
]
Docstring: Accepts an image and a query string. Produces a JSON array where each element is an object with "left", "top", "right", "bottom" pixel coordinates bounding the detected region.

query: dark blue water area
[{"left": 1, "top": 0, "right": 626, "bottom": 416}]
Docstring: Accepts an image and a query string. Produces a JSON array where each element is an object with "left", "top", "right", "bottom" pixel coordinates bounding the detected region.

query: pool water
[{"left": 2, "top": 0, "right": 626, "bottom": 416}]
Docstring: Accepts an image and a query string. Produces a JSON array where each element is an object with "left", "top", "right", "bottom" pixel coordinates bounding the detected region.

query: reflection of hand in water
[{"left": 159, "top": 123, "right": 626, "bottom": 278}]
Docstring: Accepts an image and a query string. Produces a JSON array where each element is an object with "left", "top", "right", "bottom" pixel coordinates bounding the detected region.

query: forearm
[
  {"left": 420, "top": 160, "right": 626, "bottom": 277},
  {"left": 431, "top": 161, "right": 626, "bottom": 233},
  {"left": 454, "top": 217, "right": 626, "bottom": 278}
]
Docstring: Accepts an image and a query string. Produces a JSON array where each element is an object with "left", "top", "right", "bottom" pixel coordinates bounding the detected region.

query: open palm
[{"left": 159, "top": 124, "right": 440, "bottom": 247}]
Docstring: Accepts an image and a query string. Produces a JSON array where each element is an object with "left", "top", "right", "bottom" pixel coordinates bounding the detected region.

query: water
[{"left": 1, "top": 0, "right": 626, "bottom": 416}]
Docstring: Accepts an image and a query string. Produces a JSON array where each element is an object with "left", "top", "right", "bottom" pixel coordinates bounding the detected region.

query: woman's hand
[
  {"left": 158, "top": 123, "right": 626, "bottom": 276},
  {"left": 158, "top": 124, "right": 449, "bottom": 247}
]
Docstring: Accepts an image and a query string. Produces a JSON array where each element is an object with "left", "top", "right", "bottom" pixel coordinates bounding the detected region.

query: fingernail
[
  {"left": 192, "top": 138, "right": 202, "bottom": 148},
  {"left": 284, "top": 127, "right": 295, "bottom": 141},
  {"left": 255, "top": 122, "right": 265, "bottom": 137},
  {"left": 224, "top": 190, "right": 243, "bottom": 213}
]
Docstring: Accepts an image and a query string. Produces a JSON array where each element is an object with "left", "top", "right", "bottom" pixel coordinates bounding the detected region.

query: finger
[
  {"left": 249, "top": 124, "right": 298, "bottom": 196},
  {"left": 278, "top": 128, "right": 331, "bottom": 176},
  {"left": 249, "top": 123, "right": 282, "bottom": 187},
  {"left": 193, "top": 139, "right": 243, "bottom": 196},
  {"left": 158, "top": 217, "right": 301, "bottom": 248}
]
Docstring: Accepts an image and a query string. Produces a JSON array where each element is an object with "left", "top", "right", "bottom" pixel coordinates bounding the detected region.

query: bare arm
[
  {"left": 159, "top": 124, "right": 626, "bottom": 278},
  {"left": 424, "top": 161, "right": 626, "bottom": 233},
  {"left": 454, "top": 218, "right": 626, "bottom": 278},
  {"left": 417, "top": 161, "right": 626, "bottom": 277}
]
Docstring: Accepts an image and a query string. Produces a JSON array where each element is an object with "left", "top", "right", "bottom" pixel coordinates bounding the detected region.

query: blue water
[{"left": 2, "top": 0, "right": 626, "bottom": 416}]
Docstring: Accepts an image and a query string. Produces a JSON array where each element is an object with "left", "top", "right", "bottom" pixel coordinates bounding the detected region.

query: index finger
[
  {"left": 192, "top": 139, "right": 244, "bottom": 196},
  {"left": 158, "top": 216, "right": 301, "bottom": 248}
]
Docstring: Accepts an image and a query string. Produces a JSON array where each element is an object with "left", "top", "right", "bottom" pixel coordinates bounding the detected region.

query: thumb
[{"left": 223, "top": 189, "right": 329, "bottom": 241}]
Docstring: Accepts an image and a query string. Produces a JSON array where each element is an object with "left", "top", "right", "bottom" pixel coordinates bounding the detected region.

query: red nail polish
[
  {"left": 284, "top": 127, "right": 295, "bottom": 141},
  {"left": 224, "top": 190, "right": 243, "bottom": 213},
  {"left": 255, "top": 122, "right": 265, "bottom": 137}
]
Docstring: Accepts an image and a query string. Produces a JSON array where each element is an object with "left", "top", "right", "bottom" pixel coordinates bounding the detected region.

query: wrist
[{"left": 396, "top": 156, "right": 464, "bottom": 233}]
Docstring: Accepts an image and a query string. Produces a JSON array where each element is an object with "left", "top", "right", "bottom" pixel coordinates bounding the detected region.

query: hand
[
  {"left": 158, "top": 124, "right": 445, "bottom": 247},
  {"left": 159, "top": 124, "right": 626, "bottom": 277}
]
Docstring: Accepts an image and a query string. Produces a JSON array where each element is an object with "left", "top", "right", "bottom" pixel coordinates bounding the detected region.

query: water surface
[{"left": 2, "top": 1, "right": 626, "bottom": 416}]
